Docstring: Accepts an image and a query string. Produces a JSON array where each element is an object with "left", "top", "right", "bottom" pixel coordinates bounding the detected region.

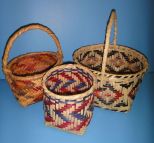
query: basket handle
[
  {"left": 101, "top": 9, "right": 117, "bottom": 79},
  {"left": 2, "top": 23, "right": 63, "bottom": 73}
]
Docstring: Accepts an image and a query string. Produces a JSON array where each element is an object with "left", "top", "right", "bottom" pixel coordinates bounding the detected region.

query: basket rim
[
  {"left": 43, "top": 63, "right": 96, "bottom": 100},
  {"left": 5, "top": 51, "right": 62, "bottom": 80},
  {"left": 73, "top": 43, "right": 149, "bottom": 77}
]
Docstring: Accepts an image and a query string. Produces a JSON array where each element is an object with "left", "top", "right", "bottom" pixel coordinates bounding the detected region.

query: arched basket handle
[
  {"left": 101, "top": 10, "right": 117, "bottom": 81},
  {"left": 2, "top": 23, "right": 63, "bottom": 73}
]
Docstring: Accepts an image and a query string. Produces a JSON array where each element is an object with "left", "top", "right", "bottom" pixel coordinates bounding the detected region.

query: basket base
[
  {"left": 94, "top": 96, "right": 132, "bottom": 113},
  {"left": 94, "top": 103, "right": 131, "bottom": 113},
  {"left": 14, "top": 92, "right": 43, "bottom": 107},
  {"left": 45, "top": 122, "right": 86, "bottom": 135}
]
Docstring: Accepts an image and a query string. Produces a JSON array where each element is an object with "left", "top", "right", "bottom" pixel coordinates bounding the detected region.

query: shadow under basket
[
  {"left": 43, "top": 64, "right": 95, "bottom": 135},
  {"left": 73, "top": 10, "right": 149, "bottom": 112},
  {"left": 2, "top": 23, "right": 63, "bottom": 107}
]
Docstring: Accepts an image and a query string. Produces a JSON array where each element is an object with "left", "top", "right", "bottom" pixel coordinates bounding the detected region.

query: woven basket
[
  {"left": 2, "top": 23, "right": 63, "bottom": 107},
  {"left": 43, "top": 64, "right": 95, "bottom": 135},
  {"left": 73, "top": 10, "right": 148, "bottom": 112}
]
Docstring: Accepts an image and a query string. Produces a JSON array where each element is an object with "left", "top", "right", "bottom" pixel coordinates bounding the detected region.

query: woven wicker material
[
  {"left": 10, "top": 52, "right": 57, "bottom": 76},
  {"left": 73, "top": 10, "right": 148, "bottom": 112},
  {"left": 43, "top": 64, "right": 95, "bottom": 135},
  {"left": 2, "top": 23, "right": 63, "bottom": 107}
]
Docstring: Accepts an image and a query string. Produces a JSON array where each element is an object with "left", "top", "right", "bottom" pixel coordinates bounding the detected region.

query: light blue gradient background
[{"left": 0, "top": 0, "right": 153, "bottom": 143}]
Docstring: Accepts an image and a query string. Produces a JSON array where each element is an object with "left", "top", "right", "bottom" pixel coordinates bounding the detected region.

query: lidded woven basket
[
  {"left": 43, "top": 64, "right": 95, "bottom": 135},
  {"left": 2, "top": 23, "right": 63, "bottom": 107},
  {"left": 73, "top": 10, "right": 148, "bottom": 112}
]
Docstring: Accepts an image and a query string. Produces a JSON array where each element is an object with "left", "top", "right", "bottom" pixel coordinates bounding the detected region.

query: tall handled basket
[
  {"left": 2, "top": 23, "right": 63, "bottom": 107},
  {"left": 73, "top": 10, "right": 148, "bottom": 112},
  {"left": 43, "top": 64, "right": 95, "bottom": 135}
]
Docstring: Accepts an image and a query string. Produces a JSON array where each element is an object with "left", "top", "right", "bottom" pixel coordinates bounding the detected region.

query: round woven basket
[
  {"left": 73, "top": 10, "right": 148, "bottom": 112},
  {"left": 43, "top": 64, "right": 95, "bottom": 135},
  {"left": 2, "top": 23, "right": 63, "bottom": 107}
]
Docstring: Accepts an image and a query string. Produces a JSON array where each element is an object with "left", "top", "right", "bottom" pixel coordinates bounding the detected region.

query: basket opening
[
  {"left": 75, "top": 45, "right": 146, "bottom": 75},
  {"left": 9, "top": 52, "right": 58, "bottom": 76},
  {"left": 45, "top": 68, "right": 94, "bottom": 96}
]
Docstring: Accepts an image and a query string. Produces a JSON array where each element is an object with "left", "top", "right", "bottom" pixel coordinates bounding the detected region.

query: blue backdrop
[
  {"left": 0, "top": 0, "right": 154, "bottom": 78},
  {"left": 0, "top": 0, "right": 153, "bottom": 143}
]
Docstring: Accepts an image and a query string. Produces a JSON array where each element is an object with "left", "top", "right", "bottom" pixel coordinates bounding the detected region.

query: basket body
[
  {"left": 6, "top": 52, "right": 62, "bottom": 106},
  {"left": 43, "top": 64, "right": 95, "bottom": 135},
  {"left": 73, "top": 44, "right": 148, "bottom": 112},
  {"left": 2, "top": 24, "right": 63, "bottom": 107}
]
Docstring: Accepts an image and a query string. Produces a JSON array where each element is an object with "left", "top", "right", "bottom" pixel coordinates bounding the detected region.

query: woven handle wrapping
[
  {"left": 101, "top": 10, "right": 117, "bottom": 80},
  {"left": 2, "top": 23, "right": 63, "bottom": 73}
]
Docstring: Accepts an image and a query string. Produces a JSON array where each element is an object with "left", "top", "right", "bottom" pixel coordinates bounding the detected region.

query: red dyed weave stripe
[
  {"left": 44, "top": 99, "right": 55, "bottom": 105},
  {"left": 47, "top": 76, "right": 60, "bottom": 82},
  {"left": 60, "top": 87, "right": 69, "bottom": 93},
  {"left": 72, "top": 86, "right": 80, "bottom": 92},
  {"left": 72, "top": 117, "right": 90, "bottom": 131},
  {"left": 23, "top": 80, "right": 33, "bottom": 84},
  {"left": 45, "top": 116, "right": 54, "bottom": 122},
  {"left": 17, "top": 63, "right": 25, "bottom": 68},
  {"left": 128, "top": 87, "right": 136, "bottom": 98},
  {"left": 73, "top": 96, "right": 91, "bottom": 113},
  {"left": 32, "top": 86, "right": 42, "bottom": 92},
  {"left": 72, "top": 72, "right": 85, "bottom": 83},
  {"left": 58, "top": 104, "right": 75, "bottom": 112},
  {"left": 24, "top": 63, "right": 36, "bottom": 71},
  {"left": 114, "top": 91, "right": 123, "bottom": 100},
  {"left": 33, "top": 94, "right": 43, "bottom": 102},
  {"left": 104, "top": 93, "right": 111, "bottom": 97},
  {"left": 60, "top": 72, "right": 73, "bottom": 80},
  {"left": 84, "top": 75, "right": 91, "bottom": 86},
  {"left": 77, "top": 72, "right": 91, "bottom": 86},
  {"left": 94, "top": 90, "right": 102, "bottom": 97}
]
